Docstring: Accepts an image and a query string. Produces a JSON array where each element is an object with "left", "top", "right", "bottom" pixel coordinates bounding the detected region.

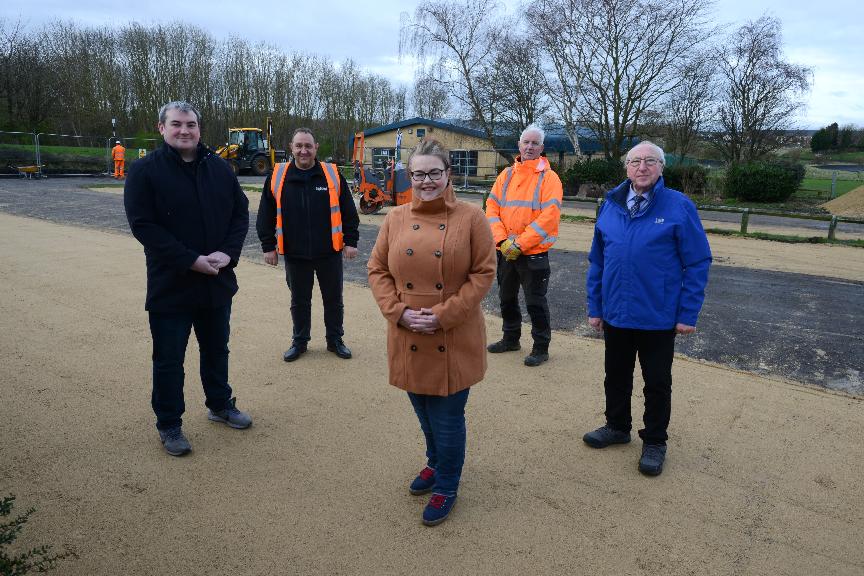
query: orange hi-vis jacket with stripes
[
  {"left": 270, "top": 161, "right": 344, "bottom": 254},
  {"left": 112, "top": 144, "right": 125, "bottom": 161},
  {"left": 485, "top": 156, "right": 563, "bottom": 255}
]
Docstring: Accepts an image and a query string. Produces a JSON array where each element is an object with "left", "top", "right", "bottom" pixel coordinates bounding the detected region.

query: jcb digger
[{"left": 215, "top": 118, "right": 287, "bottom": 176}]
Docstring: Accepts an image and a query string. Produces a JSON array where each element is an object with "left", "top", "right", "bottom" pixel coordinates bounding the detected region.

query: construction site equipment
[
  {"left": 11, "top": 165, "right": 44, "bottom": 179},
  {"left": 215, "top": 118, "right": 287, "bottom": 176},
  {"left": 351, "top": 132, "right": 412, "bottom": 214}
]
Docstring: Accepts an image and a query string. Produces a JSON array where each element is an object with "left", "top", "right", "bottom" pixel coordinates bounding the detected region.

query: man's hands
[
  {"left": 500, "top": 239, "right": 521, "bottom": 261},
  {"left": 398, "top": 308, "right": 441, "bottom": 334},
  {"left": 263, "top": 250, "right": 278, "bottom": 266},
  {"left": 588, "top": 317, "right": 603, "bottom": 332},
  {"left": 190, "top": 252, "right": 232, "bottom": 275},
  {"left": 343, "top": 246, "right": 359, "bottom": 261},
  {"left": 587, "top": 317, "right": 696, "bottom": 335}
]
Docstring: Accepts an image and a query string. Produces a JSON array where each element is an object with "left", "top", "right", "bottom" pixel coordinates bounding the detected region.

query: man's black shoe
[
  {"left": 487, "top": 339, "right": 520, "bottom": 353},
  {"left": 283, "top": 343, "right": 307, "bottom": 362},
  {"left": 327, "top": 339, "right": 352, "bottom": 359},
  {"left": 639, "top": 444, "right": 667, "bottom": 476},
  {"left": 524, "top": 350, "right": 549, "bottom": 367},
  {"left": 583, "top": 425, "right": 631, "bottom": 448}
]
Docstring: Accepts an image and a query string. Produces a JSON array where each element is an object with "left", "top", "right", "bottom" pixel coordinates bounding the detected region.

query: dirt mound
[{"left": 822, "top": 184, "right": 864, "bottom": 217}]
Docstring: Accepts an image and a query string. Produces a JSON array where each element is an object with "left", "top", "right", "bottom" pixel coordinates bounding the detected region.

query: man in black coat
[
  {"left": 257, "top": 127, "right": 360, "bottom": 362},
  {"left": 124, "top": 101, "right": 252, "bottom": 457}
]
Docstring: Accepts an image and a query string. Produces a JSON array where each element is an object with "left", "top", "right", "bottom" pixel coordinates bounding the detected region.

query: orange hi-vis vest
[
  {"left": 270, "top": 161, "right": 344, "bottom": 254},
  {"left": 112, "top": 144, "right": 125, "bottom": 161}
]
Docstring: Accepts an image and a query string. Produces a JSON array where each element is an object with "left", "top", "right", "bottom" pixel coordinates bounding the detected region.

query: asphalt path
[{"left": 1, "top": 177, "right": 861, "bottom": 394}]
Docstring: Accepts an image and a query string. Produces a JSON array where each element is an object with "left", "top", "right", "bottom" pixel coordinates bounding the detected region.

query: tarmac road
[{"left": 1, "top": 177, "right": 861, "bottom": 394}]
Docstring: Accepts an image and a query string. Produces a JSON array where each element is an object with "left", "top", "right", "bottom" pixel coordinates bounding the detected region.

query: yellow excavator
[{"left": 215, "top": 118, "right": 287, "bottom": 176}]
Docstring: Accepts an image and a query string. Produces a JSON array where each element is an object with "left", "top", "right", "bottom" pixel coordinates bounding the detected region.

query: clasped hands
[
  {"left": 399, "top": 308, "right": 441, "bottom": 334},
  {"left": 190, "top": 251, "right": 231, "bottom": 276},
  {"left": 500, "top": 238, "right": 522, "bottom": 261}
]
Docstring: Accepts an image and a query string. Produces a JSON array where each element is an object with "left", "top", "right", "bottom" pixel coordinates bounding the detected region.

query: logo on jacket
[
  {"left": 655, "top": 217, "right": 665, "bottom": 224},
  {"left": 315, "top": 186, "right": 328, "bottom": 192}
]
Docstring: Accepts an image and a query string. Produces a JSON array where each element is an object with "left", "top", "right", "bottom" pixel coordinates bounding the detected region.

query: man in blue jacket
[
  {"left": 124, "top": 101, "right": 252, "bottom": 457},
  {"left": 583, "top": 141, "right": 711, "bottom": 476}
]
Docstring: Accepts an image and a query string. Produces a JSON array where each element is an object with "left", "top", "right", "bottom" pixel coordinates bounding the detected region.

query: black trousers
[
  {"left": 284, "top": 253, "right": 344, "bottom": 344},
  {"left": 496, "top": 251, "right": 551, "bottom": 350},
  {"left": 603, "top": 322, "right": 676, "bottom": 445}
]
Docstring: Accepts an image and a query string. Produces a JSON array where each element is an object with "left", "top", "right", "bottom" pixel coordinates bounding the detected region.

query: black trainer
[
  {"left": 583, "top": 425, "right": 631, "bottom": 448},
  {"left": 639, "top": 444, "right": 667, "bottom": 476},
  {"left": 487, "top": 339, "right": 520, "bottom": 353}
]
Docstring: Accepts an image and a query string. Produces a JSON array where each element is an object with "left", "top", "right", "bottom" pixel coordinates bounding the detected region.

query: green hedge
[
  {"left": 724, "top": 160, "right": 805, "bottom": 202},
  {"left": 662, "top": 165, "right": 708, "bottom": 196},
  {"left": 561, "top": 159, "right": 625, "bottom": 194}
]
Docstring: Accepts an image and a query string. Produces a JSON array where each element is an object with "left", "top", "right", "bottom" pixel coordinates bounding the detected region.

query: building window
[
  {"left": 449, "top": 150, "right": 478, "bottom": 176},
  {"left": 416, "top": 128, "right": 426, "bottom": 138}
]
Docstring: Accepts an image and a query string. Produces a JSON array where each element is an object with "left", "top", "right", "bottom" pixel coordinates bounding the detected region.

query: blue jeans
[
  {"left": 407, "top": 388, "right": 470, "bottom": 497},
  {"left": 148, "top": 304, "right": 234, "bottom": 431}
]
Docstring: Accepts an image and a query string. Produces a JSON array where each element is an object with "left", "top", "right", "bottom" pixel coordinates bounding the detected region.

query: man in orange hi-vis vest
[
  {"left": 485, "top": 124, "right": 563, "bottom": 367},
  {"left": 256, "top": 127, "right": 360, "bottom": 363},
  {"left": 112, "top": 140, "right": 126, "bottom": 179}
]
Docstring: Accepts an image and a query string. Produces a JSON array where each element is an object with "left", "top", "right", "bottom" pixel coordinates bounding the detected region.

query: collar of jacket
[
  {"left": 410, "top": 181, "right": 457, "bottom": 214},
  {"left": 162, "top": 142, "right": 212, "bottom": 164},
  {"left": 287, "top": 159, "right": 323, "bottom": 179},
  {"left": 513, "top": 155, "right": 550, "bottom": 173},
  {"left": 609, "top": 175, "right": 666, "bottom": 209}
]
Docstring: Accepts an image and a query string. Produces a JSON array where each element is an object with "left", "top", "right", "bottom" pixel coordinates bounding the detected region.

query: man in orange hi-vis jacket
[
  {"left": 485, "top": 124, "right": 563, "bottom": 367},
  {"left": 112, "top": 141, "right": 126, "bottom": 179}
]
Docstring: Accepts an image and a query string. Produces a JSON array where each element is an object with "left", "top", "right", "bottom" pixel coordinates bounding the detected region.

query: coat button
[
  {"left": 434, "top": 250, "right": 442, "bottom": 257},
  {"left": 439, "top": 224, "right": 446, "bottom": 230},
  {"left": 411, "top": 345, "right": 418, "bottom": 351},
  {"left": 436, "top": 283, "right": 443, "bottom": 290},
  {"left": 413, "top": 224, "right": 420, "bottom": 230},
  {"left": 406, "top": 282, "right": 413, "bottom": 289},
  {"left": 438, "top": 346, "right": 445, "bottom": 352},
  {"left": 406, "top": 248, "right": 414, "bottom": 256}
]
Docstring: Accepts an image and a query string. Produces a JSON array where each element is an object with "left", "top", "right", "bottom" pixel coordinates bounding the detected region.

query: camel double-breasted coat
[{"left": 367, "top": 184, "right": 496, "bottom": 396}]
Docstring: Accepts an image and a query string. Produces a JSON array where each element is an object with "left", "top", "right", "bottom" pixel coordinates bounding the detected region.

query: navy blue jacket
[
  {"left": 124, "top": 143, "right": 249, "bottom": 312},
  {"left": 256, "top": 160, "right": 359, "bottom": 259},
  {"left": 587, "top": 176, "right": 712, "bottom": 329}
]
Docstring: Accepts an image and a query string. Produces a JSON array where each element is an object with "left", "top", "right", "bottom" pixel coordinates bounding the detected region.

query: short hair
[
  {"left": 158, "top": 101, "right": 201, "bottom": 125},
  {"left": 520, "top": 124, "right": 545, "bottom": 144},
  {"left": 625, "top": 140, "right": 665, "bottom": 164},
  {"left": 292, "top": 127, "right": 316, "bottom": 142},
  {"left": 408, "top": 139, "right": 451, "bottom": 171}
]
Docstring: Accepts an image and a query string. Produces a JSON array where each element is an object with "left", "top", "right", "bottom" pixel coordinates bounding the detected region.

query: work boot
[
  {"left": 207, "top": 397, "right": 253, "bottom": 429},
  {"left": 158, "top": 427, "right": 191, "bottom": 457},
  {"left": 638, "top": 444, "right": 667, "bottom": 476},
  {"left": 524, "top": 349, "right": 549, "bottom": 367},
  {"left": 583, "top": 425, "right": 631, "bottom": 448},
  {"left": 487, "top": 339, "right": 520, "bottom": 353}
]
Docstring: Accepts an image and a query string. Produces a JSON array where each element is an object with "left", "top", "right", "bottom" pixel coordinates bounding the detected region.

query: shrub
[
  {"left": 724, "top": 160, "right": 805, "bottom": 202},
  {"left": 561, "top": 158, "right": 625, "bottom": 194},
  {"left": 1, "top": 495, "right": 75, "bottom": 575},
  {"left": 662, "top": 165, "right": 708, "bottom": 197}
]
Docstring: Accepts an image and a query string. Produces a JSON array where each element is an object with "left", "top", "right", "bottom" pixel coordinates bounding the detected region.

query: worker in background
[
  {"left": 257, "top": 127, "right": 360, "bottom": 362},
  {"left": 112, "top": 140, "right": 126, "bottom": 179},
  {"left": 485, "top": 124, "right": 563, "bottom": 367}
]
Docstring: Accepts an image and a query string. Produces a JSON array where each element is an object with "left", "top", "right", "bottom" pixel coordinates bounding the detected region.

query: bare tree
[
  {"left": 490, "top": 31, "right": 550, "bottom": 129},
  {"left": 411, "top": 74, "right": 450, "bottom": 118},
  {"left": 400, "top": 0, "right": 514, "bottom": 160},
  {"left": 664, "top": 53, "right": 716, "bottom": 160},
  {"left": 710, "top": 16, "right": 811, "bottom": 162}
]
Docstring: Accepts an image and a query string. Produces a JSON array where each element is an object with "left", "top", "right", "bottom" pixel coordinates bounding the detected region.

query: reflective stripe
[
  {"left": 500, "top": 168, "right": 515, "bottom": 204},
  {"left": 276, "top": 208, "right": 282, "bottom": 216},
  {"left": 487, "top": 216, "right": 502, "bottom": 223},
  {"left": 332, "top": 225, "right": 342, "bottom": 233},
  {"left": 540, "top": 198, "right": 561, "bottom": 209},
  {"left": 529, "top": 221, "right": 551, "bottom": 241},
  {"left": 500, "top": 199, "right": 537, "bottom": 208},
  {"left": 275, "top": 227, "right": 282, "bottom": 235},
  {"left": 531, "top": 171, "right": 545, "bottom": 209},
  {"left": 330, "top": 206, "right": 340, "bottom": 213}
]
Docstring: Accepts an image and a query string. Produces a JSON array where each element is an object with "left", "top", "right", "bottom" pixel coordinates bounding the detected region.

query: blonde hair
[{"left": 408, "top": 139, "right": 451, "bottom": 171}]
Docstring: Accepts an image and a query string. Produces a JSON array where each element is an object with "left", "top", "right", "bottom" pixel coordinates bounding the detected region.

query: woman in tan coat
[{"left": 367, "top": 139, "right": 496, "bottom": 526}]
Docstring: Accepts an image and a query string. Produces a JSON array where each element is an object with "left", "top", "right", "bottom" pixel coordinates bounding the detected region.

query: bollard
[
  {"left": 596, "top": 197, "right": 604, "bottom": 218},
  {"left": 831, "top": 171, "right": 837, "bottom": 198},
  {"left": 740, "top": 208, "right": 750, "bottom": 234},
  {"left": 828, "top": 216, "right": 838, "bottom": 241}
]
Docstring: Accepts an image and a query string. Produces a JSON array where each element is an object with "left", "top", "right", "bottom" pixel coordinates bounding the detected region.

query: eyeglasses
[
  {"left": 626, "top": 157, "right": 662, "bottom": 167},
  {"left": 410, "top": 169, "right": 445, "bottom": 182}
]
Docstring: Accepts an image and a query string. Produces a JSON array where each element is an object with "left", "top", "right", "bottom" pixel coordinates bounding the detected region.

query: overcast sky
[{"left": 4, "top": 0, "right": 862, "bottom": 128}]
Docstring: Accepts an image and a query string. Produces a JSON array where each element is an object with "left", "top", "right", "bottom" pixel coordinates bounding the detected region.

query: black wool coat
[{"left": 124, "top": 143, "right": 249, "bottom": 312}]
